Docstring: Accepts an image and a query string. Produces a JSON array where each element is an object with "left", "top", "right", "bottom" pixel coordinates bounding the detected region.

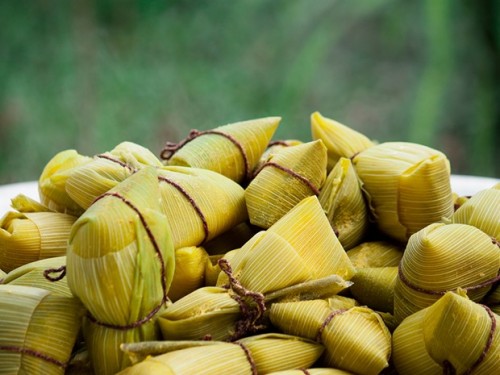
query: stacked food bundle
[{"left": 0, "top": 113, "right": 499, "bottom": 374}]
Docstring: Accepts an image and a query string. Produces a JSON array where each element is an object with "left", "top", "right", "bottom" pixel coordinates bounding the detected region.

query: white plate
[{"left": 0, "top": 175, "right": 498, "bottom": 216}]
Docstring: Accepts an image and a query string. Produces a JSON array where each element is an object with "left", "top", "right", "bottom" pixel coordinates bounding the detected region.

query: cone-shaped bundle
[
  {"left": 66, "top": 142, "right": 163, "bottom": 210},
  {"left": 157, "top": 166, "right": 247, "bottom": 248},
  {"left": 0, "top": 285, "right": 85, "bottom": 375},
  {"left": 254, "top": 139, "right": 303, "bottom": 172},
  {"left": 346, "top": 240, "right": 403, "bottom": 268},
  {"left": 162, "top": 117, "right": 281, "bottom": 183},
  {"left": 350, "top": 267, "right": 398, "bottom": 313},
  {"left": 394, "top": 223, "right": 500, "bottom": 323},
  {"left": 318, "top": 157, "right": 369, "bottom": 249},
  {"left": 311, "top": 111, "right": 374, "bottom": 171},
  {"left": 0, "top": 211, "right": 76, "bottom": 272},
  {"left": 66, "top": 167, "right": 175, "bottom": 375},
  {"left": 450, "top": 184, "right": 500, "bottom": 239},
  {"left": 245, "top": 140, "right": 327, "bottom": 229},
  {"left": 38, "top": 149, "right": 91, "bottom": 216},
  {"left": 352, "top": 142, "right": 454, "bottom": 242},
  {"left": 270, "top": 299, "right": 391, "bottom": 375}
]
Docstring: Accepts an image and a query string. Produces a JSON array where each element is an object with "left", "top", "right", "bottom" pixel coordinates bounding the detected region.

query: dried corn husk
[
  {"left": 352, "top": 142, "right": 454, "bottom": 242},
  {"left": 118, "top": 333, "right": 324, "bottom": 375},
  {"left": 38, "top": 149, "right": 91, "bottom": 215},
  {"left": 346, "top": 240, "right": 403, "bottom": 268},
  {"left": 203, "top": 222, "right": 257, "bottom": 255},
  {"left": 270, "top": 299, "right": 391, "bottom": 375},
  {"left": 245, "top": 140, "right": 327, "bottom": 229},
  {"left": 350, "top": 267, "right": 398, "bottom": 313},
  {"left": 11, "top": 194, "right": 53, "bottom": 213},
  {"left": 450, "top": 184, "right": 500, "bottom": 239},
  {"left": 0, "top": 268, "right": 5, "bottom": 280},
  {"left": 318, "top": 157, "right": 368, "bottom": 249},
  {"left": 162, "top": 117, "right": 281, "bottom": 183},
  {"left": 65, "top": 142, "right": 162, "bottom": 210},
  {"left": 157, "top": 166, "right": 247, "bottom": 248},
  {"left": 66, "top": 167, "right": 175, "bottom": 375},
  {"left": 268, "top": 369, "right": 354, "bottom": 375},
  {"left": 0, "top": 285, "right": 85, "bottom": 375},
  {"left": 254, "top": 139, "right": 303, "bottom": 172},
  {"left": 2, "top": 256, "right": 71, "bottom": 297},
  {"left": 310, "top": 111, "right": 374, "bottom": 171},
  {"left": 0, "top": 211, "right": 76, "bottom": 272},
  {"left": 394, "top": 223, "right": 500, "bottom": 323},
  {"left": 169, "top": 246, "right": 210, "bottom": 302}
]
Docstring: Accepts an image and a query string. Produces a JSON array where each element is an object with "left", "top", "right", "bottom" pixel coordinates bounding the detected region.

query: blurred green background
[{"left": 0, "top": 0, "right": 499, "bottom": 184}]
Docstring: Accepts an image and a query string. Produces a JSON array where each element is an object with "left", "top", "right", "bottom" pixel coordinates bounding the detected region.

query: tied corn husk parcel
[{"left": 0, "top": 112, "right": 499, "bottom": 375}]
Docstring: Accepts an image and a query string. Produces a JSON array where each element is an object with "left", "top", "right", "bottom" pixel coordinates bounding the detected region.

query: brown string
[
  {"left": 160, "top": 129, "right": 251, "bottom": 180},
  {"left": 315, "top": 309, "right": 348, "bottom": 343},
  {"left": 236, "top": 342, "right": 258, "bottom": 375},
  {"left": 218, "top": 259, "right": 266, "bottom": 341},
  {"left": 301, "top": 370, "right": 311, "bottom": 375},
  {"left": 268, "top": 140, "right": 294, "bottom": 147},
  {"left": 0, "top": 346, "right": 67, "bottom": 368},
  {"left": 95, "top": 154, "right": 137, "bottom": 173},
  {"left": 398, "top": 263, "right": 500, "bottom": 296},
  {"left": 253, "top": 161, "right": 320, "bottom": 196},
  {"left": 86, "top": 192, "right": 169, "bottom": 330},
  {"left": 43, "top": 266, "right": 66, "bottom": 282},
  {"left": 158, "top": 176, "right": 209, "bottom": 244}
]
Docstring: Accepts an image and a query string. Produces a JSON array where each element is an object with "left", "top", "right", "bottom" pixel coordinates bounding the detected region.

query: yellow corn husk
[
  {"left": 450, "top": 184, "right": 500, "bottom": 239},
  {"left": 205, "top": 254, "right": 225, "bottom": 286},
  {"left": 38, "top": 149, "right": 92, "bottom": 216},
  {"left": 318, "top": 157, "right": 369, "bottom": 249},
  {"left": 346, "top": 240, "right": 403, "bottom": 268},
  {"left": 352, "top": 142, "right": 454, "bottom": 242},
  {"left": 245, "top": 140, "right": 327, "bottom": 229},
  {"left": 452, "top": 192, "right": 469, "bottom": 210},
  {"left": 119, "top": 333, "right": 323, "bottom": 375},
  {"left": 165, "top": 117, "right": 281, "bottom": 183},
  {"left": 66, "top": 167, "right": 175, "bottom": 375},
  {"left": 157, "top": 166, "right": 248, "bottom": 248},
  {"left": 270, "top": 299, "right": 391, "bottom": 375},
  {"left": 311, "top": 111, "right": 374, "bottom": 171},
  {"left": 268, "top": 369, "right": 354, "bottom": 375},
  {"left": 0, "top": 211, "right": 77, "bottom": 272},
  {"left": 0, "top": 268, "right": 6, "bottom": 280},
  {"left": 394, "top": 223, "right": 500, "bottom": 323},
  {"left": 11, "top": 194, "right": 53, "bottom": 213},
  {"left": 254, "top": 139, "right": 303, "bottom": 172},
  {"left": 0, "top": 285, "right": 85, "bottom": 375},
  {"left": 65, "top": 141, "right": 162, "bottom": 210},
  {"left": 203, "top": 222, "right": 257, "bottom": 255},
  {"left": 169, "top": 246, "right": 210, "bottom": 302},
  {"left": 350, "top": 266, "right": 398, "bottom": 313},
  {"left": 2, "top": 256, "right": 71, "bottom": 297}
]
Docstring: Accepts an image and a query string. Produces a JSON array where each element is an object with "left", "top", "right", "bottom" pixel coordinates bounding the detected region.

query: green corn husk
[
  {"left": 350, "top": 267, "right": 398, "bottom": 313},
  {"left": 66, "top": 167, "right": 175, "bottom": 375},
  {"left": 157, "top": 166, "right": 248, "bottom": 248},
  {"left": 0, "top": 268, "right": 5, "bottom": 280},
  {"left": 268, "top": 369, "right": 354, "bottom": 375},
  {"left": 450, "top": 184, "right": 500, "bottom": 239},
  {"left": 318, "top": 157, "right": 369, "bottom": 249},
  {"left": 254, "top": 139, "right": 303, "bottom": 172},
  {"left": 38, "top": 149, "right": 92, "bottom": 216},
  {"left": 270, "top": 299, "right": 391, "bottom": 375},
  {"left": 164, "top": 117, "right": 281, "bottom": 183},
  {"left": 2, "top": 256, "right": 71, "bottom": 297},
  {"left": 0, "top": 285, "right": 85, "bottom": 375},
  {"left": 0, "top": 211, "right": 77, "bottom": 272},
  {"left": 245, "top": 140, "right": 327, "bottom": 229},
  {"left": 346, "top": 240, "right": 403, "bottom": 268},
  {"left": 11, "top": 194, "right": 53, "bottom": 213},
  {"left": 66, "top": 141, "right": 163, "bottom": 210},
  {"left": 118, "top": 333, "right": 324, "bottom": 375},
  {"left": 203, "top": 222, "right": 258, "bottom": 255},
  {"left": 352, "top": 142, "right": 454, "bottom": 242},
  {"left": 394, "top": 223, "right": 500, "bottom": 323},
  {"left": 310, "top": 111, "right": 374, "bottom": 171}
]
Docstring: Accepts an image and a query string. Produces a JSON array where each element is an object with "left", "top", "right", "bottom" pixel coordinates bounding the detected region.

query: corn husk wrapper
[
  {"left": 394, "top": 223, "right": 500, "bottom": 323},
  {"left": 2, "top": 256, "right": 71, "bottom": 297},
  {"left": 254, "top": 139, "right": 303, "bottom": 172},
  {"left": 0, "top": 211, "right": 76, "bottom": 272},
  {"left": 311, "top": 111, "right": 374, "bottom": 171},
  {"left": 452, "top": 192, "right": 469, "bottom": 210},
  {"left": 350, "top": 266, "right": 398, "bottom": 313},
  {"left": 352, "top": 142, "right": 454, "bottom": 242},
  {"left": 0, "top": 268, "right": 5, "bottom": 280},
  {"left": 450, "top": 184, "right": 500, "bottom": 239},
  {"left": 205, "top": 254, "right": 225, "bottom": 286},
  {"left": 268, "top": 369, "right": 354, "bottom": 375},
  {"left": 270, "top": 299, "right": 391, "bottom": 375},
  {"left": 11, "top": 194, "right": 53, "bottom": 213},
  {"left": 203, "top": 222, "right": 257, "bottom": 255},
  {"left": 0, "top": 285, "right": 85, "bottom": 375},
  {"left": 65, "top": 142, "right": 163, "bottom": 210},
  {"left": 245, "top": 140, "right": 327, "bottom": 229},
  {"left": 318, "top": 157, "right": 369, "bottom": 249},
  {"left": 164, "top": 117, "right": 281, "bottom": 183},
  {"left": 346, "top": 240, "right": 403, "bottom": 268},
  {"left": 38, "top": 149, "right": 92, "bottom": 216},
  {"left": 119, "top": 333, "right": 323, "bottom": 375},
  {"left": 66, "top": 168, "right": 175, "bottom": 375},
  {"left": 157, "top": 166, "right": 247, "bottom": 248}
]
